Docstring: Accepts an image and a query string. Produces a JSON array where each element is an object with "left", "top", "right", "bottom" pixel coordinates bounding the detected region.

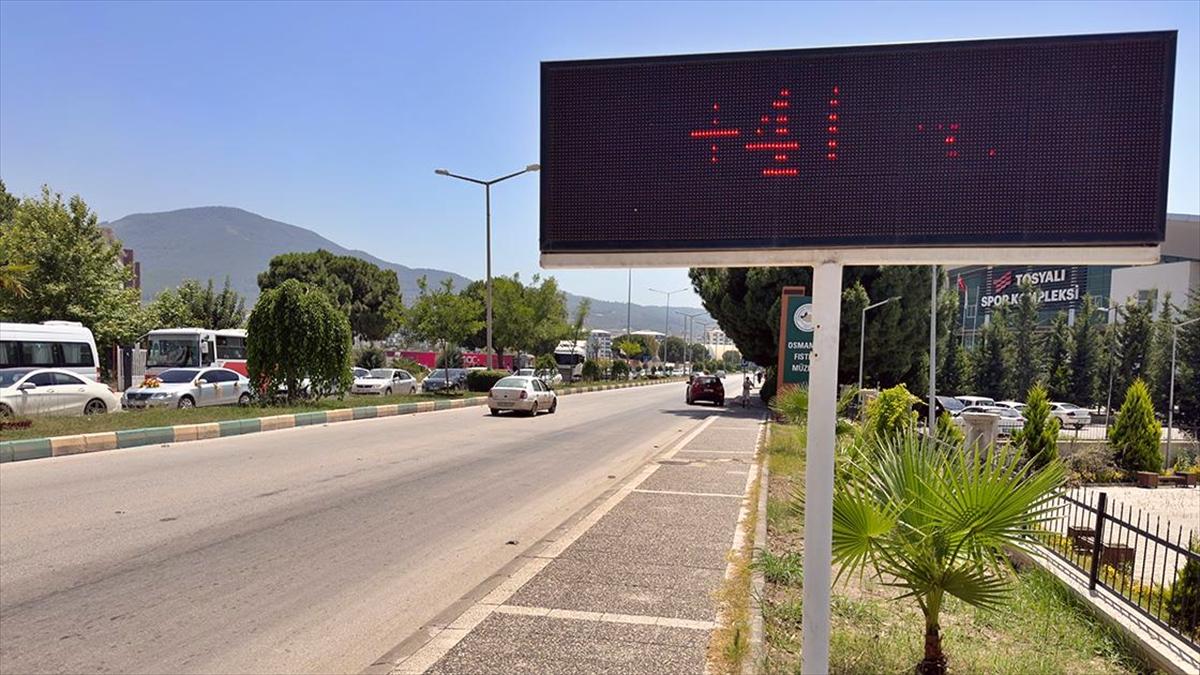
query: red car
[{"left": 687, "top": 375, "right": 724, "bottom": 406}]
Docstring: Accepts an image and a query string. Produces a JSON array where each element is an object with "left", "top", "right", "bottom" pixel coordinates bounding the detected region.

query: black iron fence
[{"left": 1036, "top": 488, "right": 1200, "bottom": 651}]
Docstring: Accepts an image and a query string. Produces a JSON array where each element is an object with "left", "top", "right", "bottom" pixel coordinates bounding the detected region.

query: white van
[{"left": 0, "top": 321, "right": 102, "bottom": 381}]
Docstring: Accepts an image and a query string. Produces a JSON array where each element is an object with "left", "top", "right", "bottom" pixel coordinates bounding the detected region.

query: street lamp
[
  {"left": 1094, "top": 304, "right": 1116, "bottom": 433},
  {"left": 648, "top": 287, "right": 688, "bottom": 361},
  {"left": 1166, "top": 316, "right": 1200, "bottom": 467},
  {"left": 435, "top": 164, "right": 540, "bottom": 369},
  {"left": 675, "top": 310, "right": 707, "bottom": 367},
  {"left": 858, "top": 296, "right": 900, "bottom": 393}
]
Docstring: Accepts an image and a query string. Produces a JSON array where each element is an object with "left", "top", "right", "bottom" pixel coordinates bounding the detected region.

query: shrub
[
  {"left": 534, "top": 354, "right": 557, "bottom": 372},
  {"left": 860, "top": 383, "right": 919, "bottom": 441},
  {"left": 581, "top": 359, "right": 602, "bottom": 381},
  {"left": 772, "top": 385, "right": 809, "bottom": 425},
  {"left": 759, "top": 367, "right": 777, "bottom": 407},
  {"left": 1013, "top": 384, "right": 1060, "bottom": 468},
  {"left": 611, "top": 360, "right": 630, "bottom": 379},
  {"left": 1110, "top": 379, "right": 1163, "bottom": 473},
  {"left": 1168, "top": 537, "right": 1200, "bottom": 640},
  {"left": 936, "top": 411, "right": 965, "bottom": 449},
  {"left": 247, "top": 279, "right": 352, "bottom": 402},
  {"left": 1064, "top": 445, "right": 1124, "bottom": 485},
  {"left": 436, "top": 347, "right": 464, "bottom": 368},
  {"left": 390, "top": 356, "right": 428, "bottom": 378},
  {"left": 465, "top": 369, "right": 510, "bottom": 392},
  {"left": 355, "top": 345, "right": 387, "bottom": 369}
]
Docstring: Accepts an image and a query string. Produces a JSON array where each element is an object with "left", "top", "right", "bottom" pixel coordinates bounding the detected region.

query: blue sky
[{"left": 1, "top": 0, "right": 1197, "bottom": 309}]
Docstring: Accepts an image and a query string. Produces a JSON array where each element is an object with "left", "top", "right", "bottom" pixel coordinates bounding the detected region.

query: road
[{"left": 0, "top": 381, "right": 716, "bottom": 674}]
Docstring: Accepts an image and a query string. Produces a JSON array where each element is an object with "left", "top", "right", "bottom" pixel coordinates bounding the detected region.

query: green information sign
[{"left": 776, "top": 287, "right": 813, "bottom": 388}]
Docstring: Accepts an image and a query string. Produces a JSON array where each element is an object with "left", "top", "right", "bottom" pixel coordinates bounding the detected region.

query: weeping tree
[
  {"left": 832, "top": 432, "right": 1064, "bottom": 674},
  {"left": 247, "top": 279, "right": 352, "bottom": 402}
]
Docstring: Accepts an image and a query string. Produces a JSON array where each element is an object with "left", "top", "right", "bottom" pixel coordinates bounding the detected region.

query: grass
[
  {"left": 760, "top": 420, "right": 1148, "bottom": 675},
  {"left": 0, "top": 391, "right": 481, "bottom": 441},
  {"left": 707, "top": 457, "right": 761, "bottom": 675}
]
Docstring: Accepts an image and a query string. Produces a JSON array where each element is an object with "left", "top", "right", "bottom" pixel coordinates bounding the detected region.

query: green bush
[
  {"left": 611, "top": 360, "right": 630, "bottom": 379},
  {"left": 772, "top": 385, "right": 808, "bottom": 425},
  {"left": 860, "top": 384, "right": 919, "bottom": 441},
  {"left": 1110, "top": 379, "right": 1163, "bottom": 473},
  {"left": 354, "top": 345, "right": 387, "bottom": 369},
  {"left": 1168, "top": 538, "right": 1200, "bottom": 640},
  {"left": 436, "top": 347, "right": 464, "bottom": 368},
  {"left": 465, "top": 369, "right": 510, "bottom": 392},
  {"left": 936, "top": 411, "right": 965, "bottom": 449},
  {"left": 390, "top": 356, "right": 428, "bottom": 378},
  {"left": 581, "top": 359, "right": 602, "bottom": 381},
  {"left": 759, "top": 367, "right": 777, "bottom": 407},
  {"left": 1013, "top": 384, "right": 1060, "bottom": 468},
  {"left": 247, "top": 279, "right": 352, "bottom": 402},
  {"left": 534, "top": 354, "right": 557, "bottom": 372}
]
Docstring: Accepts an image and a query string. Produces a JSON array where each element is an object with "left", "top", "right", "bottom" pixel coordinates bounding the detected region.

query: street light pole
[
  {"left": 435, "top": 164, "right": 540, "bottom": 370},
  {"left": 1094, "top": 305, "right": 1116, "bottom": 434},
  {"left": 649, "top": 287, "right": 688, "bottom": 362},
  {"left": 676, "top": 310, "right": 706, "bottom": 367},
  {"left": 1167, "top": 316, "right": 1200, "bottom": 468},
  {"left": 858, "top": 296, "right": 900, "bottom": 393}
]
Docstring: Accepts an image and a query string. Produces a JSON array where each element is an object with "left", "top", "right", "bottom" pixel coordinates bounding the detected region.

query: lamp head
[
  {"left": 526, "top": 164, "right": 542, "bottom": 172},
  {"left": 434, "top": 169, "right": 450, "bottom": 176}
]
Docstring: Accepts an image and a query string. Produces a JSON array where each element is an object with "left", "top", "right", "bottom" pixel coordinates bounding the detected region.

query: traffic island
[{"left": 380, "top": 401, "right": 766, "bottom": 675}]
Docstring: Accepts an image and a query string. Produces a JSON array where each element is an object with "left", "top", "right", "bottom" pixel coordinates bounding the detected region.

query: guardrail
[{"left": 1036, "top": 488, "right": 1199, "bottom": 652}]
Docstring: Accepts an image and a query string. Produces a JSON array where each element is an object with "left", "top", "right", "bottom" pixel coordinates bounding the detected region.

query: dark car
[
  {"left": 687, "top": 375, "right": 724, "bottom": 406},
  {"left": 422, "top": 368, "right": 468, "bottom": 393}
]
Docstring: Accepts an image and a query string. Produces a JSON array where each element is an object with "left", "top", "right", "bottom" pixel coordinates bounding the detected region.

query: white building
[
  {"left": 703, "top": 327, "right": 738, "bottom": 359},
  {"left": 1109, "top": 214, "right": 1199, "bottom": 318},
  {"left": 588, "top": 329, "right": 613, "bottom": 360}
]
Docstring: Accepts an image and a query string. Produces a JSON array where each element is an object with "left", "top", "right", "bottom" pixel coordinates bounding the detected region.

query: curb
[
  {"left": 743, "top": 419, "right": 770, "bottom": 674},
  {"left": 0, "top": 379, "right": 684, "bottom": 465}
]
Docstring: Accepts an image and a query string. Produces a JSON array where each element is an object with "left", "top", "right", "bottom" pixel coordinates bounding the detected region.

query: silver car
[
  {"left": 123, "top": 367, "right": 251, "bottom": 409},
  {"left": 1049, "top": 402, "right": 1092, "bottom": 430},
  {"left": 956, "top": 405, "right": 1026, "bottom": 437},
  {"left": 488, "top": 376, "right": 557, "bottom": 416},
  {"left": 352, "top": 368, "right": 417, "bottom": 396}
]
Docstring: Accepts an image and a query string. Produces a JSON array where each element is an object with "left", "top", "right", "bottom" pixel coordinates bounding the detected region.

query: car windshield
[
  {"left": 427, "top": 369, "right": 448, "bottom": 380},
  {"left": 0, "top": 368, "right": 35, "bottom": 387},
  {"left": 147, "top": 337, "right": 200, "bottom": 368},
  {"left": 369, "top": 369, "right": 393, "bottom": 378},
  {"left": 1058, "top": 403, "right": 1081, "bottom": 410},
  {"left": 938, "top": 397, "right": 964, "bottom": 410},
  {"left": 994, "top": 408, "right": 1022, "bottom": 418},
  {"left": 158, "top": 369, "right": 199, "bottom": 383},
  {"left": 494, "top": 377, "right": 528, "bottom": 388},
  {"left": 353, "top": 368, "right": 369, "bottom": 377},
  {"left": 697, "top": 377, "right": 719, "bottom": 385}
]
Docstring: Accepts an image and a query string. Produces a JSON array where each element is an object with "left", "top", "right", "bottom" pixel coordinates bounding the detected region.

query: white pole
[
  {"left": 929, "top": 266, "right": 937, "bottom": 431},
  {"left": 801, "top": 261, "right": 843, "bottom": 675}
]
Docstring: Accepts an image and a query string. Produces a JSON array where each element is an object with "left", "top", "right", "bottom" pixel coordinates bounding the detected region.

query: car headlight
[{"left": 152, "top": 392, "right": 175, "bottom": 399}]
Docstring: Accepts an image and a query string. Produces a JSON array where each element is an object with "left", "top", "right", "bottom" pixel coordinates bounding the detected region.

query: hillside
[{"left": 106, "top": 206, "right": 707, "bottom": 335}]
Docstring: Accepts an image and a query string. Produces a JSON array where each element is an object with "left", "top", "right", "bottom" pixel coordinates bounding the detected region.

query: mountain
[{"left": 106, "top": 206, "right": 708, "bottom": 336}]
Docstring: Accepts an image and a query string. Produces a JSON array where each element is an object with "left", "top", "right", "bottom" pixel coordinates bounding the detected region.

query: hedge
[{"left": 466, "top": 369, "right": 511, "bottom": 392}]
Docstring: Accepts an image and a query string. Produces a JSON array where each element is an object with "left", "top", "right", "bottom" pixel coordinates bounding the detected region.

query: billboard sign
[
  {"left": 541, "top": 31, "right": 1175, "bottom": 264},
  {"left": 976, "top": 265, "right": 1086, "bottom": 311},
  {"left": 776, "top": 287, "right": 812, "bottom": 389}
]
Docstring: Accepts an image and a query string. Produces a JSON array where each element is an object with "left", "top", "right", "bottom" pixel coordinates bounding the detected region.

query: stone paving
[{"left": 389, "top": 400, "right": 764, "bottom": 675}]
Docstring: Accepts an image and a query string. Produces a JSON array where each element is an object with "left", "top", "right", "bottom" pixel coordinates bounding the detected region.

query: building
[
  {"left": 587, "top": 329, "right": 613, "bottom": 360},
  {"left": 101, "top": 227, "right": 141, "bottom": 291},
  {"left": 948, "top": 213, "right": 1198, "bottom": 345},
  {"left": 703, "top": 327, "right": 738, "bottom": 359}
]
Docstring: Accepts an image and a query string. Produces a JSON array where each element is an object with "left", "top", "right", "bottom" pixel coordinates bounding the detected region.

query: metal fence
[{"left": 1036, "top": 488, "right": 1200, "bottom": 651}]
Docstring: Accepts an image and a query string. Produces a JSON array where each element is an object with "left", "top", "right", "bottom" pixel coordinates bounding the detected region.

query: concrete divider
[{"left": 0, "top": 378, "right": 684, "bottom": 465}]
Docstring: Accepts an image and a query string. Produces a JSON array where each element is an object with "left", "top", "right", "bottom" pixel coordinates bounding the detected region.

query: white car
[
  {"left": 994, "top": 400, "right": 1026, "bottom": 413},
  {"left": 1049, "top": 402, "right": 1092, "bottom": 430},
  {"left": 352, "top": 368, "right": 417, "bottom": 396},
  {"left": 535, "top": 369, "right": 564, "bottom": 386},
  {"left": 488, "top": 376, "right": 557, "bottom": 416},
  {"left": 123, "top": 367, "right": 251, "bottom": 409},
  {"left": 957, "top": 405, "right": 1026, "bottom": 436},
  {"left": 0, "top": 367, "right": 121, "bottom": 417},
  {"left": 956, "top": 395, "right": 996, "bottom": 408}
]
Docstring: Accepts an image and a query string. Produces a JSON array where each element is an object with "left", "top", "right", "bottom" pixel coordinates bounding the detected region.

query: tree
[
  {"left": 569, "top": 298, "right": 591, "bottom": 355},
  {"left": 1175, "top": 289, "right": 1200, "bottom": 429},
  {"left": 1010, "top": 279, "right": 1043, "bottom": 399},
  {"left": 616, "top": 339, "right": 643, "bottom": 360},
  {"left": 831, "top": 432, "right": 1064, "bottom": 674},
  {"left": 146, "top": 277, "right": 245, "bottom": 329},
  {"left": 534, "top": 354, "right": 557, "bottom": 372},
  {"left": 258, "top": 250, "right": 403, "bottom": 341},
  {"left": 460, "top": 273, "right": 569, "bottom": 359},
  {"left": 688, "top": 342, "right": 710, "bottom": 363},
  {"left": 1146, "top": 292, "right": 1176, "bottom": 415},
  {"left": 663, "top": 336, "right": 690, "bottom": 363},
  {"left": 1012, "top": 384, "right": 1060, "bottom": 468},
  {"left": 1068, "top": 295, "right": 1104, "bottom": 408},
  {"left": 972, "top": 308, "right": 1012, "bottom": 401},
  {"left": 406, "top": 277, "right": 483, "bottom": 367},
  {"left": 246, "top": 279, "right": 352, "bottom": 402},
  {"left": 1043, "top": 312, "right": 1074, "bottom": 402},
  {"left": 722, "top": 349, "right": 743, "bottom": 370},
  {"left": 840, "top": 281, "right": 870, "bottom": 382},
  {"left": 1112, "top": 298, "right": 1154, "bottom": 410},
  {"left": 940, "top": 338, "right": 970, "bottom": 397},
  {"left": 1110, "top": 379, "right": 1163, "bottom": 473},
  {"left": 0, "top": 185, "right": 144, "bottom": 351},
  {"left": 355, "top": 345, "right": 387, "bottom": 369}
]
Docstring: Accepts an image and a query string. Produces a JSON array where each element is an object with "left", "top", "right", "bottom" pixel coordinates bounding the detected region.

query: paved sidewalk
[{"left": 384, "top": 400, "right": 764, "bottom": 675}]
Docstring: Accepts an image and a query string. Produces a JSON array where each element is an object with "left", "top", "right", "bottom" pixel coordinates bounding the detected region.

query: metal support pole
[
  {"left": 857, "top": 305, "right": 867, "bottom": 394},
  {"left": 1105, "top": 308, "right": 1116, "bottom": 436},
  {"left": 626, "top": 270, "right": 632, "bottom": 338},
  {"left": 801, "top": 261, "right": 843, "bottom": 675},
  {"left": 1088, "top": 492, "right": 1108, "bottom": 591},
  {"left": 485, "top": 184, "right": 493, "bottom": 370},
  {"left": 929, "top": 266, "right": 937, "bottom": 432}
]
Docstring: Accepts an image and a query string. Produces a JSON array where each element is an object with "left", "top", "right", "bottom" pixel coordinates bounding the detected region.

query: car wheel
[
  {"left": 84, "top": 398, "right": 107, "bottom": 415},
  {"left": 178, "top": 396, "right": 195, "bottom": 409},
  {"left": 717, "top": 398, "right": 725, "bottom": 407},
  {"left": 529, "top": 402, "right": 539, "bottom": 417},
  {"left": 384, "top": 387, "right": 392, "bottom": 396},
  {"left": 490, "top": 408, "right": 500, "bottom": 416},
  {"left": 238, "top": 392, "right": 252, "bottom": 406},
  {"left": 549, "top": 399, "right": 557, "bottom": 414}
]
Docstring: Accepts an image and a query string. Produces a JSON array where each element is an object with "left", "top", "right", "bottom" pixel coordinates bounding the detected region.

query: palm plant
[{"left": 831, "top": 432, "right": 1064, "bottom": 674}]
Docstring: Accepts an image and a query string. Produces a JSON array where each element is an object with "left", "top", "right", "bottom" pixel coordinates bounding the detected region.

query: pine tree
[
  {"left": 1146, "top": 292, "right": 1176, "bottom": 415},
  {"left": 1010, "top": 279, "right": 1043, "bottom": 401},
  {"left": 1012, "top": 384, "right": 1060, "bottom": 469},
  {"left": 1110, "top": 379, "right": 1163, "bottom": 473},
  {"left": 1113, "top": 298, "right": 1154, "bottom": 409},
  {"left": 1043, "top": 312, "right": 1073, "bottom": 402},
  {"left": 941, "top": 337, "right": 970, "bottom": 396},
  {"left": 973, "top": 308, "right": 1012, "bottom": 400},
  {"left": 1068, "top": 295, "right": 1104, "bottom": 408},
  {"left": 1176, "top": 288, "right": 1200, "bottom": 429}
]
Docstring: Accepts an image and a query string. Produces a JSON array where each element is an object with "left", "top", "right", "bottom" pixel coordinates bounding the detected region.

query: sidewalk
[{"left": 381, "top": 398, "right": 765, "bottom": 675}]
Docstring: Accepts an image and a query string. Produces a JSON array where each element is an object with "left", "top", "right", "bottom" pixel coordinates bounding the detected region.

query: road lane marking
[
  {"left": 675, "top": 449, "right": 756, "bottom": 455},
  {"left": 386, "top": 413, "right": 720, "bottom": 675},
  {"left": 632, "top": 488, "right": 743, "bottom": 498},
  {"left": 493, "top": 605, "right": 717, "bottom": 630}
]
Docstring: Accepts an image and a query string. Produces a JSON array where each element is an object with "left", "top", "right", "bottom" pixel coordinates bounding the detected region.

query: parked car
[
  {"left": 687, "top": 375, "right": 725, "bottom": 406},
  {"left": 422, "top": 368, "right": 468, "bottom": 393},
  {"left": 535, "top": 369, "right": 564, "bottom": 386},
  {"left": 516, "top": 368, "right": 537, "bottom": 377},
  {"left": 352, "top": 368, "right": 417, "bottom": 396},
  {"left": 994, "top": 400, "right": 1027, "bottom": 413},
  {"left": 352, "top": 367, "right": 370, "bottom": 379},
  {"left": 715, "top": 369, "right": 727, "bottom": 378},
  {"left": 956, "top": 405, "right": 1025, "bottom": 436},
  {"left": 0, "top": 367, "right": 121, "bottom": 417},
  {"left": 1049, "top": 402, "right": 1092, "bottom": 430},
  {"left": 122, "top": 367, "right": 251, "bottom": 409},
  {"left": 956, "top": 395, "right": 996, "bottom": 408},
  {"left": 917, "top": 395, "right": 966, "bottom": 424},
  {"left": 488, "top": 375, "right": 557, "bottom": 416}
]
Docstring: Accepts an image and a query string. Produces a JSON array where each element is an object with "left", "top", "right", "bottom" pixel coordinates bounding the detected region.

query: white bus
[
  {"left": 553, "top": 339, "right": 587, "bottom": 382},
  {"left": 143, "top": 328, "right": 248, "bottom": 376},
  {"left": 0, "top": 321, "right": 102, "bottom": 380}
]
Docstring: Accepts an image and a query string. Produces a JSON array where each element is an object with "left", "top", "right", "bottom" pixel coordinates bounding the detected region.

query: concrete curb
[
  {"left": 743, "top": 419, "right": 770, "bottom": 675},
  {"left": 0, "top": 379, "right": 684, "bottom": 464}
]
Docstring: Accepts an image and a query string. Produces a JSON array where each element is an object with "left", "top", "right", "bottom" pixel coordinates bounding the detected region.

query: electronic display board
[{"left": 540, "top": 32, "right": 1175, "bottom": 260}]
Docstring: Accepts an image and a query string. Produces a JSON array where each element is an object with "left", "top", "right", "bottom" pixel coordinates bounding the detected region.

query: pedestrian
[{"left": 742, "top": 374, "right": 752, "bottom": 407}]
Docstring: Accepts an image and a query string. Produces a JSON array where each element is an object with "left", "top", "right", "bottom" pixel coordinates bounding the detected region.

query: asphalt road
[{"left": 0, "top": 381, "right": 719, "bottom": 674}]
